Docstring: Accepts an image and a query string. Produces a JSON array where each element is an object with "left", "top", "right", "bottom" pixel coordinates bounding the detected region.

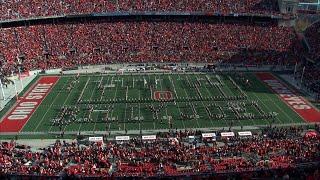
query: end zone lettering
[
  {"left": 8, "top": 102, "right": 38, "bottom": 120},
  {"left": 26, "top": 83, "right": 54, "bottom": 100},
  {"left": 263, "top": 79, "right": 311, "bottom": 110},
  {"left": 0, "top": 76, "right": 59, "bottom": 133},
  {"left": 256, "top": 73, "right": 320, "bottom": 123}
]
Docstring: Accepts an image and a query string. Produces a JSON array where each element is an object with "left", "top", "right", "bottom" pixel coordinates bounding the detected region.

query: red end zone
[
  {"left": 256, "top": 72, "right": 320, "bottom": 123},
  {"left": 0, "top": 76, "right": 59, "bottom": 133}
]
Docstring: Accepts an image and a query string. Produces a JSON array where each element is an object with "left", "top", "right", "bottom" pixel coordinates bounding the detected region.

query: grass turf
[{"left": 13, "top": 72, "right": 307, "bottom": 135}]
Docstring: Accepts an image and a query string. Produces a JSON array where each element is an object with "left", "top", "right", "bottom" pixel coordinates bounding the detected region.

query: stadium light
[{"left": 15, "top": 57, "right": 25, "bottom": 91}]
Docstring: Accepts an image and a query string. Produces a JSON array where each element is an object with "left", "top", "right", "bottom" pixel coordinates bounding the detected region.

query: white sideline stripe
[
  {"left": 250, "top": 75, "right": 283, "bottom": 125},
  {"left": 54, "top": 79, "right": 75, "bottom": 132},
  {"left": 76, "top": 76, "right": 99, "bottom": 133},
  {"left": 33, "top": 77, "right": 64, "bottom": 132},
  {"left": 47, "top": 76, "right": 77, "bottom": 132},
  {"left": 19, "top": 76, "right": 58, "bottom": 133},
  {"left": 195, "top": 74, "right": 222, "bottom": 128},
  {"left": 259, "top": 74, "right": 305, "bottom": 124},
  {"left": 58, "top": 78, "right": 86, "bottom": 133},
  {"left": 179, "top": 74, "right": 201, "bottom": 128}
]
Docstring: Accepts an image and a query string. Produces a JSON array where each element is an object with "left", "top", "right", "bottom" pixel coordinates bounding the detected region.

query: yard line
[
  {"left": 249, "top": 89, "right": 282, "bottom": 125},
  {"left": 254, "top": 78, "right": 295, "bottom": 124},
  {"left": 34, "top": 78, "right": 72, "bottom": 132},
  {"left": 123, "top": 103, "right": 128, "bottom": 130},
  {"left": 111, "top": 76, "right": 114, "bottom": 85},
  {"left": 100, "top": 75, "right": 111, "bottom": 101},
  {"left": 62, "top": 77, "right": 91, "bottom": 132},
  {"left": 77, "top": 105, "right": 93, "bottom": 134},
  {"left": 125, "top": 86, "right": 129, "bottom": 101},
  {"left": 169, "top": 75, "right": 186, "bottom": 129},
  {"left": 210, "top": 74, "right": 228, "bottom": 97},
  {"left": 108, "top": 76, "right": 120, "bottom": 130},
  {"left": 148, "top": 74, "right": 153, "bottom": 100},
  {"left": 264, "top": 96, "right": 295, "bottom": 124},
  {"left": 163, "top": 75, "right": 171, "bottom": 128},
  {"left": 108, "top": 121, "right": 111, "bottom": 132},
  {"left": 221, "top": 77, "right": 262, "bottom": 123},
  {"left": 123, "top": 77, "right": 130, "bottom": 125},
  {"left": 155, "top": 74, "right": 163, "bottom": 129},
  {"left": 158, "top": 75, "right": 181, "bottom": 128},
  {"left": 220, "top": 76, "right": 247, "bottom": 127},
  {"left": 186, "top": 75, "right": 202, "bottom": 99},
  {"left": 133, "top": 76, "right": 135, "bottom": 88},
  {"left": 34, "top": 77, "right": 71, "bottom": 132},
  {"left": 113, "top": 76, "right": 120, "bottom": 100},
  {"left": 215, "top": 74, "right": 224, "bottom": 85},
  {"left": 195, "top": 74, "right": 223, "bottom": 128},
  {"left": 203, "top": 75, "right": 216, "bottom": 98},
  {"left": 178, "top": 74, "right": 201, "bottom": 128},
  {"left": 98, "top": 76, "right": 104, "bottom": 90},
  {"left": 169, "top": 75, "right": 179, "bottom": 99},
  {"left": 222, "top": 76, "right": 237, "bottom": 96},
  {"left": 89, "top": 76, "right": 104, "bottom": 101},
  {"left": 84, "top": 76, "right": 102, "bottom": 133},
  {"left": 77, "top": 77, "right": 90, "bottom": 103},
  {"left": 227, "top": 76, "right": 247, "bottom": 98},
  {"left": 92, "top": 105, "right": 103, "bottom": 133},
  {"left": 202, "top": 75, "right": 230, "bottom": 127},
  {"left": 164, "top": 107, "right": 171, "bottom": 129},
  {"left": 121, "top": 78, "right": 124, "bottom": 87},
  {"left": 138, "top": 90, "right": 142, "bottom": 131},
  {"left": 206, "top": 74, "right": 224, "bottom": 97},
  {"left": 212, "top": 74, "right": 257, "bottom": 127}
]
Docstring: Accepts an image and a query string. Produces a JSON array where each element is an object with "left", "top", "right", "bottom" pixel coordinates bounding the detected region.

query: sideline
[{"left": 256, "top": 72, "right": 320, "bottom": 123}]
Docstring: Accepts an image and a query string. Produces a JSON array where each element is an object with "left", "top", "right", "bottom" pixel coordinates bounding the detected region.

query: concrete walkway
[{"left": 0, "top": 75, "right": 37, "bottom": 111}]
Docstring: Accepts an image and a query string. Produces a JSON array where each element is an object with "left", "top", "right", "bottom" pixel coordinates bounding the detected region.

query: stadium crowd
[
  {"left": 0, "top": 21, "right": 299, "bottom": 75},
  {"left": 0, "top": 126, "right": 319, "bottom": 178},
  {"left": 0, "top": 0, "right": 279, "bottom": 21},
  {"left": 304, "top": 20, "right": 320, "bottom": 61},
  {"left": 293, "top": 21, "right": 320, "bottom": 98},
  {"left": 296, "top": 63, "right": 320, "bottom": 97}
]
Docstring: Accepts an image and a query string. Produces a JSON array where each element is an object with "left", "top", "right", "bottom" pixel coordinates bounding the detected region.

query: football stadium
[{"left": 0, "top": 0, "right": 320, "bottom": 179}]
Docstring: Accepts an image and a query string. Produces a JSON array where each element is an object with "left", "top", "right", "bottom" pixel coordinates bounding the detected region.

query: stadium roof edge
[
  {"left": 0, "top": 13, "right": 286, "bottom": 29},
  {"left": 0, "top": 12, "right": 286, "bottom": 22}
]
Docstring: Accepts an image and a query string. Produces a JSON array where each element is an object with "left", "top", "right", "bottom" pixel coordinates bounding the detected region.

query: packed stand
[
  {"left": 0, "top": 140, "right": 111, "bottom": 177},
  {"left": 303, "top": 64, "right": 320, "bottom": 95},
  {"left": 304, "top": 21, "right": 320, "bottom": 61},
  {"left": 295, "top": 63, "right": 320, "bottom": 96},
  {"left": 0, "top": 0, "right": 280, "bottom": 21},
  {"left": 116, "top": 0, "right": 279, "bottom": 15},
  {"left": 0, "top": 126, "right": 320, "bottom": 178},
  {"left": 294, "top": 20, "right": 320, "bottom": 97},
  {"left": 0, "top": 21, "right": 299, "bottom": 71}
]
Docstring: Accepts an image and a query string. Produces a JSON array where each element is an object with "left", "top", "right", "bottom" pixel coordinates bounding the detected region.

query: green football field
[{"left": 14, "top": 72, "right": 307, "bottom": 134}]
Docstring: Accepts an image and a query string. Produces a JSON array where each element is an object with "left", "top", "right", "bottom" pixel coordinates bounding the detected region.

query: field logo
[
  {"left": 256, "top": 73, "right": 320, "bottom": 123},
  {"left": 154, "top": 91, "right": 173, "bottom": 101},
  {"left": 0, "top": 76, "right": 59, "bottom": 133}
]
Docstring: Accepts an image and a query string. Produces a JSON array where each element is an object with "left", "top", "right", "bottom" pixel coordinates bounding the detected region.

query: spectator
[
  {"left": 0, "top": 0, "right": 279, "bottom": 21},
  {"left": 0, "top": 21, "right": 299, "bottom": 71},
  {"left": 0, "top": 126, "right": 319, "bottom": 177}
]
